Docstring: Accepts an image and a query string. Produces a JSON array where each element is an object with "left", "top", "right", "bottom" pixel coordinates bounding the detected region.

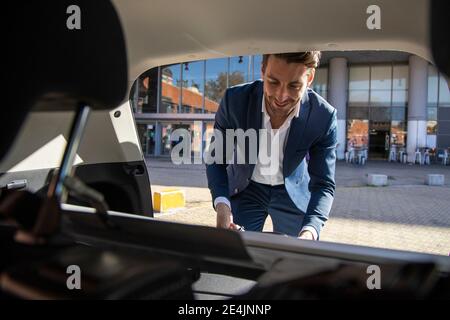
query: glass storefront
[
  {"left": 427, "top": 65, "right": 450, "bottom": 148},
  {"left": 347, "top": 63, "right": 408, "bottom": 159}
]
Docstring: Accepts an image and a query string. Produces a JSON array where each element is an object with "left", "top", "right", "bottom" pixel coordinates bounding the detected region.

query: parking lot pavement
[{"left": 147, "top": 158, "right": 450, "bottom": 256}]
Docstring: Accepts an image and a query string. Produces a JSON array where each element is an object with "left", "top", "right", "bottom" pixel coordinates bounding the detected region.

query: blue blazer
[{"left": 206, "top": 80, "right": 337, "bottom": 236}]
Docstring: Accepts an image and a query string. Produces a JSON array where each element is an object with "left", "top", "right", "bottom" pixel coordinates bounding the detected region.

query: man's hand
[
  {"left": 298, "top": 230, "right": 314, "bottom": 240},
  {"left": 216, "top": 202, "right": 240, "bottom": 230}
]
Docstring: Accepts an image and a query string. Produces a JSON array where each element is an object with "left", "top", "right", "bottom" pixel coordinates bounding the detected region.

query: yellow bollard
[{"left": 153, "top": 189, "right": 186, "bottom": 213}]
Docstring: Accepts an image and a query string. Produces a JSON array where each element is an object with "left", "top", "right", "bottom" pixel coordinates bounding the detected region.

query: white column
[
  {"left": 407, "top": 55, "right": 428, "bottom": 162},
  {"left": 328, "top": 57, "right": 348, "bottom": 160}
]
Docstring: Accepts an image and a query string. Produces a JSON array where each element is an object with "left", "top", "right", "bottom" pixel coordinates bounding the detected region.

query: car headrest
[{"left": 1, "top": 0, "right": 128, "bottom": 161}]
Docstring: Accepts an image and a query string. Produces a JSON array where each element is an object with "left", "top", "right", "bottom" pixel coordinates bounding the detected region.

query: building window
[
  {"left": 130, "top": 68, "right": 159, "bottom": 114},
  {"left": 348, "top": 107, "right": 369, "bottom": 119},
  {"left": 370, "top": 107, "right": 391, "bottom": 122},
  {"left": 205, "top": 58, "right": 228, "bottom": 112},
  {"left": 370, "top": 65, "right": 392, "bottom": 106},
  {"left": 311, "top": 67, "right": 328, "bottom": 99},
  {"left": 392, "top": 107, "right": 407, "bottom": 121},
  {"left": 392, "top": 65, "right": 408, "bottom": 107},
  {"left": 137, "top": 123, "right": 156, "bottom": 156},
  {"left": 391, "top": 121, "right": 407, "bottom": 148},
  {"left": 428, "top": 64, "right": 450, "bottom": 108},
  {"left": 159, "top": 98, "right": 174, "bottom": 113},
  {"left": 348, "top": 66, "right": 370, "bottom": 106},
  {"left": 161, "top": 64, "right": 182, "bottom": 113},
  {"left": 229, "top": 56, "right": 250, "bottom": 84},
  {"left": 426, "top": 64, "right": 450, "bottom": 148},
  {"left": 427, "top": 65, "right": 438, "bottom": 148},
  {"left": 253, "top": 55, "right": 263, "bottom": 81},
  {"left": 438, "top": 74, "right": 450, "bottom": 107},
  {"left": 181, "top": 61, "right": 205, "bottom": 114},
  {"left": 427, "top": 121, "right": 438, "bottom": 134},
  {"left": 427, "top": 107, "right": 437, "bottom": 121},
  {"left": 427, "top": 65, "right": 439, "bottom": 108},
  {"left": 347, "top": 119, "right": 369, "bottom": 149}
]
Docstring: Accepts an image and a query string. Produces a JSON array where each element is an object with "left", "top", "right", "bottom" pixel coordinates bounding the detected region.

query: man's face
[{"left": 262, "top": 55, "right": 315, "bottom": 116}]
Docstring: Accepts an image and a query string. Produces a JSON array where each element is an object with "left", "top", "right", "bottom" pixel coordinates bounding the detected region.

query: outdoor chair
[
  {"left": 398, "top": 149, "right": 407, "bottom": 163},
  {"left": 357, "top": 149, "right": 367, "bottom": 165},
  {"left": 346, "top": 149, "right": 355, "bottom": 164},
  {"left": 423, "top": 149, "right": 431, "bottom": 165},
  {"left": 414, "top": 149, "right": 422, "bottom": 165},
  {"left": 388, "top": 148, "right": 396, "bottom": 162},
  {"left": 436, "top": 149, "right": 449, "bottom": 165}
]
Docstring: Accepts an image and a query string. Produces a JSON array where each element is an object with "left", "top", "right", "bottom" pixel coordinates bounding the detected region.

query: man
[{"left": 206, "top": 52, "right": 337, "bottom": 240}]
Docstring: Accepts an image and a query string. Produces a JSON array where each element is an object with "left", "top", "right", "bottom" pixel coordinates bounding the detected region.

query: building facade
[{"left": 131, "top": 51, "right": 450, "bottom": 161}]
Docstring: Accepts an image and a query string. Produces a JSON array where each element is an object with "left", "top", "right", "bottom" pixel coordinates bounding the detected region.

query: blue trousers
[{"left": 231, "top": 181, "right": 305, "bottom": 237}]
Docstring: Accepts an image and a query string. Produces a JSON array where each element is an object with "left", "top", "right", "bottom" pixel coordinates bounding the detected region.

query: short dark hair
[{"left": 262, "top": 51, "right": 321, "bottom": 69}]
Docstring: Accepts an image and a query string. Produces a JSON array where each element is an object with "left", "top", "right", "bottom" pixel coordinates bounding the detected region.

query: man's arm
[
  {"left": 205, "top": 90, "right": 239, "bottom": 230},
  {"left": 302, "top": 109, "right": 337, "bottom": 238},
  {"left": 206, "top": 89, "right": 231, "bottom": 202}
]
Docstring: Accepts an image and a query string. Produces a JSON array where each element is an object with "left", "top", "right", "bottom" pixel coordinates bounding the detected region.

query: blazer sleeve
[
  {"left": 302, "top": 109, "right": 337, "bottom": 237},
  {"left": 205, "top": 89, "right": 232, "bottom": 206}
]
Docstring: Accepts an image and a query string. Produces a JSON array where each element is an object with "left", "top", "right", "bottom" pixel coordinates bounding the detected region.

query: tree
[
  {"left": 191, "top": 81, "right": 200, "bottom": 90},
  {"left": 205, "top": 71, "right": 245, "bottom": 103}
]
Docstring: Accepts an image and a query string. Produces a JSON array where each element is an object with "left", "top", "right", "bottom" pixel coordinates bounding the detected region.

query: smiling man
[{"left": 206, "top": 52, "right": 337, "bottom": 240}]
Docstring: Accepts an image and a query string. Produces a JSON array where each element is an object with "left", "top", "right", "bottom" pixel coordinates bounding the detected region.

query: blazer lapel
[
  {"left": 247, "top": 81, "right": 263, "bottom": 153},
  {"left": 283, "top": 90, "right": 312, "bottom": 177}
]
